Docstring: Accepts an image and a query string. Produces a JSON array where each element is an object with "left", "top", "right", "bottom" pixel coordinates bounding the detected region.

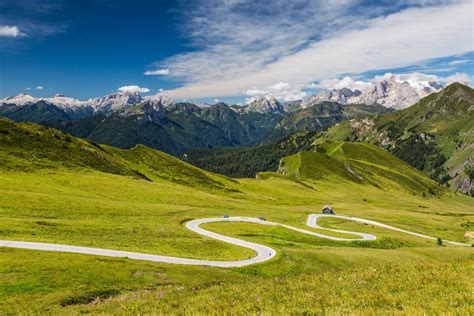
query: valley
[
  {"left": 183, "top": 84, "right": 474, "bottom": 196},
  {"left": 4, "top": 82, "right": 473, "bottom": 198},
  {"left": 2, "top": 1, "right": 473, "bottom": 314},
  {"left": 0, "top": 116, "right": 472, "bottom": 314}
]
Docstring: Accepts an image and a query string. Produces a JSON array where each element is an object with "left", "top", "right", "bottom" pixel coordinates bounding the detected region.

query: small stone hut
[{"left": 321, "top": 205, "right": 335, "bottom": 215}]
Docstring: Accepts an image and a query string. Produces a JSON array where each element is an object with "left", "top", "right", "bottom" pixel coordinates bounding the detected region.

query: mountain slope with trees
[
  {"left": 184, "top": 103, "right": 391, "bottom": 178},
  {"left": 0, "top": 97, "right": 388, "bottom": 156},
  {"left": 320, "top": 83, "right": 474, "bottom": 195},
  {"left": 184, "top": 131, "right": 319, "bottom": 178}
]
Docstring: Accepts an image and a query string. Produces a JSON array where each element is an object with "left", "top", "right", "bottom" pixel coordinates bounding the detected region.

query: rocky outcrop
[
  {"left": 453, "top": 174, "right": 473, "bottom": 196},
  {"left": 246, "top": 96, "right": 286, "bottom": 114}
]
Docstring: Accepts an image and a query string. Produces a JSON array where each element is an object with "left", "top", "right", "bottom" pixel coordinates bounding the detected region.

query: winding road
[{"left": 0, "top": 214, "right": 470, "bottom": 267}]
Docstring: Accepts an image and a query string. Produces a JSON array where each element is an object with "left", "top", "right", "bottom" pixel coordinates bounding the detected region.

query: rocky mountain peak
[
  {"left": 247, "top": 96, "right": 286, "bottom": 114},
  {"left": 1, "top": 94, "right": 37, "bottom": 106},
  {"left": 303, "top": 77, "right": 445, "bottom": 110},
  {"left": 149, "top": 93, "right": 174, "bottom": 107},
  {"left": 90, "top": 91, "right": 144, "bottom": 112}
]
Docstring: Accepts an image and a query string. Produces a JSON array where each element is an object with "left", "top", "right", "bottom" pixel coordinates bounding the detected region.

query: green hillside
[
  {"left": 320, "top": 83, "right": 474, "bottom": 195},
  {"left": 0, "top": 119, "right": 473, "bottom": 314},
  {"left": 278, "top": 142, "right": 440, "bottom": 195},
  {"left": 0, "top": 117, "right": 230, "bottom": 190}
]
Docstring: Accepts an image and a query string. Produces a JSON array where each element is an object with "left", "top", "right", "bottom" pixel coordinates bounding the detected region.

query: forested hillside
[{"left": 184, "top": 131, "right": 318, "bottom": 177}]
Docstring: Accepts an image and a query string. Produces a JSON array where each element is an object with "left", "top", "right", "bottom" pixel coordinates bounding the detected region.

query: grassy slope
[
  {"left": 279, "top": 142, "right": 440, "bottom": 195},
  {"left": 0, "top": 118, "right": 473, "bottom": 314},
  {"left": 0, "top": 117, "right": 231, "bottom": 190}
]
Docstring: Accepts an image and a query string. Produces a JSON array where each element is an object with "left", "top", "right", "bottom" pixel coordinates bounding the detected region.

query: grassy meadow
[{"left": 0, "top": 118, "right": 473, "bottom": 314}]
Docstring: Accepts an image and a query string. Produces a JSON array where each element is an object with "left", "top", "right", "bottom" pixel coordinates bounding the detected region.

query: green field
[{"left": 0, "top": 118, "right": 473, "bottom": 314}]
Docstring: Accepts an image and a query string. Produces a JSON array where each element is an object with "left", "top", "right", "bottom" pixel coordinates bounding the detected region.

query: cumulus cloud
[
  {"left": 245, "top": 88, "right": 268, "bottom": 96},
  {"left": 117, "top": 85, "right": 150, "bottom": 93},
  {"left": 35, "top": 86, "right": 44, "bottom": 90},
  {"left": 144, "top": 69, "right": 170, "bottom": 76},
  {"left": 162, "top": 0, "right": 473, "bottom": 99},
  {"left": 0, "top": 25, "right": 25, "bottom": 37},
  {"left": 316, "top": 77, "right": 373, "bottom": 91},
  {"left": 441, "top": 72, "right": 472, "bottom": 85},
  {"left": 244, "top": 82, "right": 308, "bottom": 103}
]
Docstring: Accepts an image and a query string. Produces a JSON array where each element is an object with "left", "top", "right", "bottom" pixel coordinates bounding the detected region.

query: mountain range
[
  {"left": 0, "top": 91, "right": 389, "bottom": 155},
  {"left": 1, "top": 82, "right": 472, "bottom": 196},
  {"left": 1, "top": 91, "right": 144, "bottom": 115},
  {"left": 184, "top": 83, "right": 474, "bottom": 196},
  {"left": 1, "top": 73, "right": 447, "bottom": 116},
  {"left": 304, "top": 75, "right": 444, "bottom": 109}
]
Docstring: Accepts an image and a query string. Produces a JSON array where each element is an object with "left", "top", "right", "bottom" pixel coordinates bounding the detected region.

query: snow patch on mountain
[
  {"left": 1, "top": 94, "right": 38, "bottom": 106},
  {"left": 46, "top": 94, "right": 88, "bottom": 109},
  {"left": 0, "top": 90, "right": 173, "bottom": 115},
  {"left": 89, "top": 91, "right": 144, "bottom": 112}
]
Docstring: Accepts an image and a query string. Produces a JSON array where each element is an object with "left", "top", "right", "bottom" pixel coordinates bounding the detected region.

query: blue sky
[{"left": 0, "top": 0, "right": 473, "bottom": 103}]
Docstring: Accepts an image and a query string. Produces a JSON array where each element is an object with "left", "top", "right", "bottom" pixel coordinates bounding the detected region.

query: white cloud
[
  {"left": 25, "top": 87, "right": 31, "bottom": 91},
  {"left": 0, "top": 25, "right": 25, "bottom": 37},
  {"left": 163, "top": 0, "right": 473, "bottom": 99},
  {"left": 36, "top": 86, "right": 44, "bottom": 90},
  {"left": 244, "top": 82, "right": 308, "bottom": 103},
  {"left": 373, "top": 72, "right": 434, "bottom": 83},
  {"left": 441, "top": 72, "right": 471, "bottom": 85},
  {"left": 448, "top": 59, "right": 469, "bottom": 65},
  {"left": 245, "top": 88, "right": 268, "bottom": 97},
  {"left": 117, "top": 85, "right": 150, "bottom": 93},
  {"left": 269, "top": 82, "right": 291, "bottom": 91},
  {"left": 157, "top": 0, "right": 363, "bottom": 84},
  {"left": 144, "top": 69, "right": 170, "bottom": 76},
  {"left": 316, "top": 77, "right": 373, "bottom": 91}
]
